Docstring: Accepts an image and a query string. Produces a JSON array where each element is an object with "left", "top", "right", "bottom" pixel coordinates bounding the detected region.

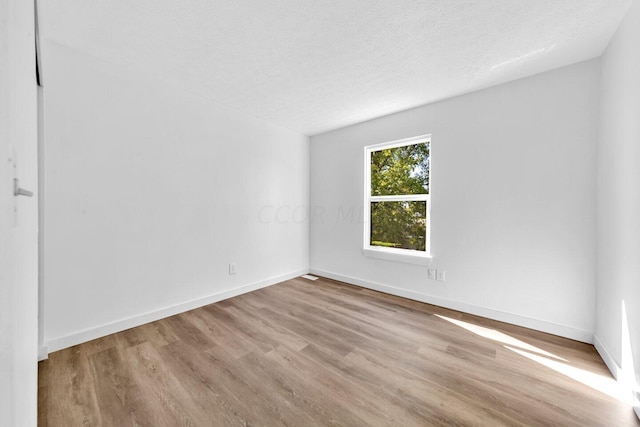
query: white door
[{"left": 0, "top": 0, "right": 39, "bottom": 425}]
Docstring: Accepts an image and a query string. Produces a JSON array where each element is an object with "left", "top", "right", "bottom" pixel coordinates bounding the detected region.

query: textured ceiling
[{"left": 39, "top": 0, "right": 630, "bottom": 135}]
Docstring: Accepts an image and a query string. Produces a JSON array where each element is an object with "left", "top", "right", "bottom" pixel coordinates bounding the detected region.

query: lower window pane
[{"left": 370, "top": 201, "right": 427, "bottom": 251}]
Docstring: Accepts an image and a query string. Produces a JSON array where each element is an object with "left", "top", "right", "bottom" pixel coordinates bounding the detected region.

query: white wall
[
  {"left": 310, "top": 60, "right": 600, "bottom": 342},
  {"left": 42, "top": 41, "right": 309, "bottom": 352},
  {"left": 0, "top": 0, "right": 39, "bottom": 425},
  {"left": 595, "top": 0, "right": 640, "bottom": 409}
]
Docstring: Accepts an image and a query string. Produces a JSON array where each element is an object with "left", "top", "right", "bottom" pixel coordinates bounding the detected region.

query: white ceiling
[{"left": 40, "top": 0, "right": 630, "bottom": 136}]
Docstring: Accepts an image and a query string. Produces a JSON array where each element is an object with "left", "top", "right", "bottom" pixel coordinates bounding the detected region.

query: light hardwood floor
[{"left": 39, "top": 276, "right": 640, "bottom": 426}]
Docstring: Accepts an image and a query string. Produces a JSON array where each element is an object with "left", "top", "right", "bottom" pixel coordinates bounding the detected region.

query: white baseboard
[
  {"left": 310, "top": 268, "right": 594, "bottom": 343},
  {"left": 38, "top": 346, "right": 48, "bottom": 361},
  {"left": 593, "top": 335, "right": 640, "bottom": 420},
  {"left": 593, "top": 335, "right": 621, "bottom": 380},
  {"left": 43, "top": 269, "right": 308, "bottom": 355}
]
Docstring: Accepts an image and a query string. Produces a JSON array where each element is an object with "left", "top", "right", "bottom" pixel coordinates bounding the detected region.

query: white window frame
[{"left": 363, "top": 135, "right": 431, "bottom": 266}]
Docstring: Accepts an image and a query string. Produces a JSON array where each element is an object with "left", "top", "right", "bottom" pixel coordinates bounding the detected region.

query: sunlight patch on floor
[
  {"left": 506, "top": 345, "right": 632, "bottom": 405},
  {"left": 435, "top": 315, "right": 565, "bottom": 361}
]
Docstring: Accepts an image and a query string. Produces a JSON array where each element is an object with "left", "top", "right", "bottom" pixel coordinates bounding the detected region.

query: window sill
[{"left": 362, "top": 247, "right": 431, "bottom": 266}]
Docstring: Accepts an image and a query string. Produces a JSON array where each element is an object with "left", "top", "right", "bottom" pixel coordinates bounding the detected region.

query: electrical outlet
[
  {"left": 428, "top": 269, "right": 436, "bottom": 280},
  {"left": 436, "top": 270, "right": 446, "bottom": 282},
  {"left": 229, "top": 263, "right": 237, "bottom": 275}
]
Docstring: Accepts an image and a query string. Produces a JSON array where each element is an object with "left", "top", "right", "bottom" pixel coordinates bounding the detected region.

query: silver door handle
[{"left": 14, "top": 178, "right": 33, "bottom": 197}]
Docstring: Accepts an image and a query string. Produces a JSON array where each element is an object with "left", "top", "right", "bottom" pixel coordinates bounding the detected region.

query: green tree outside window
[{"left": 369, "top": 141, "right": 430, "bottom": 252}]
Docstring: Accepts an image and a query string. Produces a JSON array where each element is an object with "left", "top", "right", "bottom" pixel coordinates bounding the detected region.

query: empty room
[{"left": 2, "top": 0, "right": 640, "bottom": 425}]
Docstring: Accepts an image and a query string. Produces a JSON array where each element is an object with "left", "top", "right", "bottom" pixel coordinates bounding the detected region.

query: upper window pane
[{"left": 370, "top": 142, "right": 430, "bottom": 196}]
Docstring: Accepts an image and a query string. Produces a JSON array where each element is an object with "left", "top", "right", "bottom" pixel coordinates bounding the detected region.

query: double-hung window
[{"left": 363, "top": 135, "right": 431, "bottom": 265}]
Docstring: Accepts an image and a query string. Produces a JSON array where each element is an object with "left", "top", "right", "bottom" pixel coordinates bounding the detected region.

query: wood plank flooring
[{"left": 38, "top": 276, "right": 640, "bottom": 426}]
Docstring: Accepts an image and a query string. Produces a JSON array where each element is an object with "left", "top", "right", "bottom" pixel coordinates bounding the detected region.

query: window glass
[
  {"left": 370, "top": 200, "right": 427, "bottom": 251},
  {"left": 370, "top": 143, "right": 429, "bottom": 196}
]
